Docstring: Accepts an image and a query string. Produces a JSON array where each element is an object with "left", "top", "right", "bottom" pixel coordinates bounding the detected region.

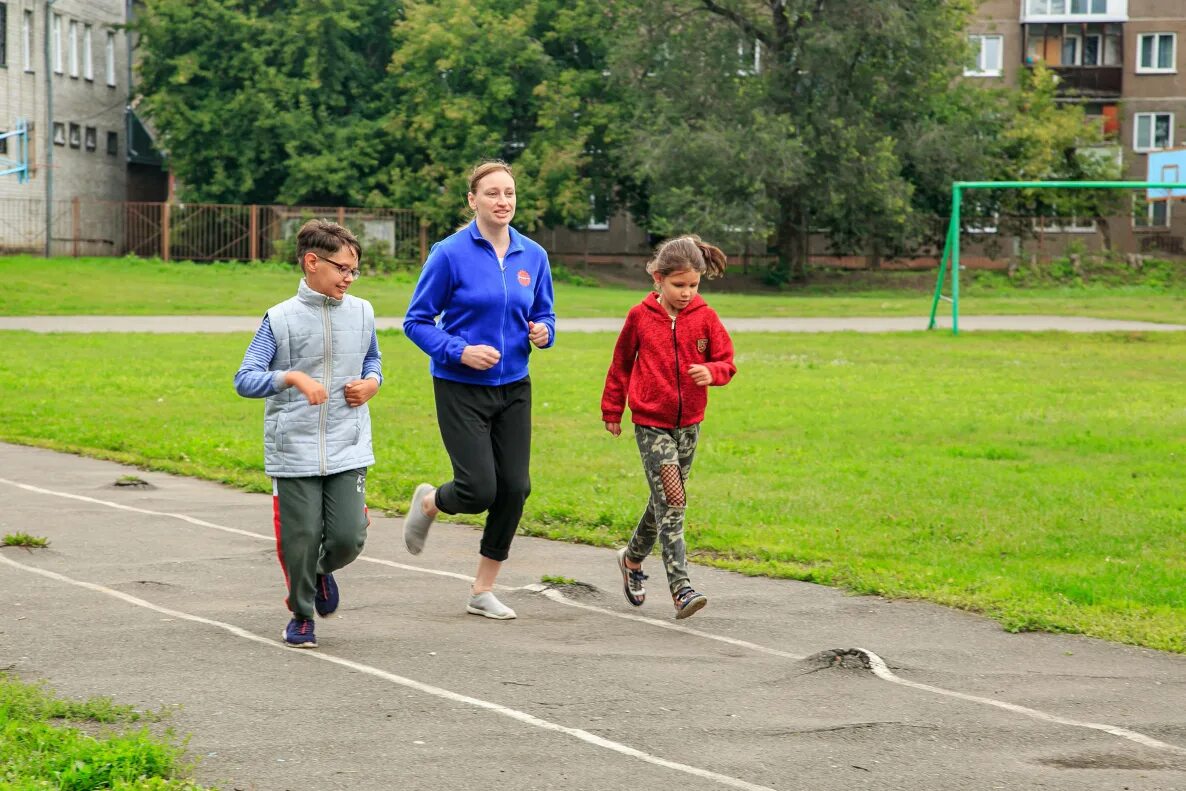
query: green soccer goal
[{"left": 928, "top": 180, "right": 1183, "bottom": 334}]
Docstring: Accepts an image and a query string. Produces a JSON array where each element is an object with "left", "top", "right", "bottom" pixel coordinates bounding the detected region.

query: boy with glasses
[{"left": 234, "top": 219, "right": 383, "bottom": 647}]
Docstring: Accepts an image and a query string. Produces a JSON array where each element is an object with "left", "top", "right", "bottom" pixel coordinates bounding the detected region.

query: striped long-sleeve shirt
[{"left": 233, "top": 315, "right": 383, "bottom": 398}]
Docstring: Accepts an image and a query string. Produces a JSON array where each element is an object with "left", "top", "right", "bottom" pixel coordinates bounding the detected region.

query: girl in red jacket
[{"left": 601, "top": 235, "right": 737, "bottom": 619}]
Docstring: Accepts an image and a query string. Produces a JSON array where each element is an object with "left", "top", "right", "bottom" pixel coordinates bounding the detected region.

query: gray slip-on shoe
[
  {"left": 403, "top": 483, "right": 436, "bottom": 555},
  {"left": 466, "top": 591, "right": 517, "bottom": 620}
]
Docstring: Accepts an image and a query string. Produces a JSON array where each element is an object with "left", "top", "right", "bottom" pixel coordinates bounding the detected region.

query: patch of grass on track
[
  {"left": 1, "top": 329, "right": 1184, "bottom": 652},
  {"left": 2, "top": 532, "right": 49, "bottom": 547},
  {"left": 0, "top": 673, "right": 208, "bottom": 790}
]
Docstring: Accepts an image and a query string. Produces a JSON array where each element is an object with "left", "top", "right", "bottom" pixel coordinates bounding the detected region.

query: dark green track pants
[{"left": 272, "top": 469, "right": 369, "bottom": 619}]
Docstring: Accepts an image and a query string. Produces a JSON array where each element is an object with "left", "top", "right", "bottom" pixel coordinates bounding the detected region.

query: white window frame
[
  {"left": 1023, "top": 0, "right": 1118, "bottom": 22},
  {"left": 966, "top": 215, "right": 1000, "bottom": 234},
  {"left": 51, "top": 13, "right": 61, "bottom": 74},
  {"left": 67, "top": 19, "right": 78, "bottom": 78},
  {"left": 104, "top": 30, "right": 115, "bottom": 87},
  {"left": 1136, "top": 33, "right": 1176, "bottom": 74},
  {"left": 737, "top": 37, "right": 761, "bottom": 76},
  {"left": 586, "top": 195, "right": 610, "bottom": 231},
  {"left": 1035, "top": 216, "right": 1097, "bottom": 233},
  {"left": 22, "top": 9, "right": 33, "bottom": 72},
  {"left": 966, "top": 35, "right": 1003, "bottom": 77},
  {"left": 1133, "top": 112, "right": 1173, "bottom": 152},
  {"left": 1133, "top": 195, "right": 1171, "bottom": 229},
  {"left": 82, "top": 24, "right": 92, "bottom": 81}
]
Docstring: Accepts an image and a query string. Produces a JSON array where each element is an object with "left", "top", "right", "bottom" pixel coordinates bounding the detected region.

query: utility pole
[{"left": 44, "top": 0, "right": 57, "bottom": 256}]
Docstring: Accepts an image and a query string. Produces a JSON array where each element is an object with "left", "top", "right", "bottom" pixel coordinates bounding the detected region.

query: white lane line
[
  {"left": 0, "top": 552, "right": 779, "bottom": 791},
  {"left": 526, "top": 589, "right": 1186, "bottom": 755},
  {"left": 3, "top": 477, "right": 1183, "bottom": 756},
  {"left": 855, "top": 648, "right": 1186, "bottom": 756},
  {"left": 524, "top": 584, "right": 804, "bottom": 660},
  {"left": 0, "top": 478, "right": 482, "bottom": 587}
]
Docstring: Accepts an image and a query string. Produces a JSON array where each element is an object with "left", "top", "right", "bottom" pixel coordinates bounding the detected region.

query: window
[
  {"left": 68, "top": 123, "right": 80, "bottom": 148},
  {"left": 966, "top": 35, "right": 1003, "bottom": 77},
  {"left": 1133, "top": 196, "right": 1170, "bottom": 229},
  {"left": 737, "top": 37, "right": 761, "bottom": 75},
  {"left": 83, "top": 24, "right": 92, "bottom": 81},
  {"left": 51, "top": 13, "right": 61, "bottom": 73},
  {"left": 68, "top": 19, "right": 78, "bottom": 77},
  {"left": 1026, "top": 0, "right": 1106, "bottom": 13},
  {"left": 84, "top": 126, "right": 96, "bottom": 152},
  {"left": 587, "top": 195, "right": 610, "bottom": 231},
  {"left": 106, "top": 130, "right": 118, "bottom": 156},
  {"left": 1134, "top": 112, "right": 1173, "bottom": 151},
  {"left": 0, "top": 131, "right": 7, "bottom": 155},
  {"left": 105, "top": 30, "right": 115, "bottom": 86},
  {"left": 1062, "top": 33, "right": 1101, "bottom": 65},
  {"left": 1137, "top": 33, "right": 1176, "bottom": 74},
  {"left": 22, "top": 10, "right": 32, "bottom": 72},
  {"left": 52, "top": 122, "right": 65, "bottom": 146},
  {"left": 1035, "top": 216, "right": 1097, "bottom": 233},
  {"left": 0, "top": 3, "right": 7, "bottom": 67}
]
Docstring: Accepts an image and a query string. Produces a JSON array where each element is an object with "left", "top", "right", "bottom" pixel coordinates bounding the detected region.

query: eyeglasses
[{"left": 315, "top": 254, "right": 361, "bottom": 279}]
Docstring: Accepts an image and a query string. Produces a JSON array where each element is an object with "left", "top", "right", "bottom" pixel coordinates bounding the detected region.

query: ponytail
[
  {"left": 694, "top": 240, "right": 727, "bottom": 280},
  {"left": 647, "top": 234, "right": 728, "bottom": 280}
]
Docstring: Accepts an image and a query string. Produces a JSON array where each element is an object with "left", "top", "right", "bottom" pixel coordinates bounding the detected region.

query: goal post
[{"left": 928, "top": 179, "right": 1185, "bottom": 335}]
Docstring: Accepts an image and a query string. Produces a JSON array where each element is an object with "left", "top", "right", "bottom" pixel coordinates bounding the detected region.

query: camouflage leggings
[{"left": 625, "top": 424, "right": 700, "bottom": 595}]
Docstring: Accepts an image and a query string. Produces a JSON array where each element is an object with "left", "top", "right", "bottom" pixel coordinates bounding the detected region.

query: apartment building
[
  {"left": 969, "top": 0, "right": 1186, "bottom": 256},
  {"left": 0, "top": 0, "right": 164, "bottom": 253}
]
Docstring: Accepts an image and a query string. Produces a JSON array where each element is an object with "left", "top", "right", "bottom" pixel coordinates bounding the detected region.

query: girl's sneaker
[
  {"left": 673, "top": 587, "right": 707, "bottom": 620},
  {"left": 616, "top": 547, "right": 647, "bottom": 606}
]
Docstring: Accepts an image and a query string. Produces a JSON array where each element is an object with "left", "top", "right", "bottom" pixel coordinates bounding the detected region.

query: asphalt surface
[
  {"left": 2, "top": 442, "right": 1185, "bottom": 790},
  {"left": 0, "top": 314, "right": 1184, "bottom": 333}
]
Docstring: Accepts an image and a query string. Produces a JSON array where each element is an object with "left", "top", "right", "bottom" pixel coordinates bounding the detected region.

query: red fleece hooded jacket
[{"left": 601, "top": 293, "right": 736, "bottom": 428}]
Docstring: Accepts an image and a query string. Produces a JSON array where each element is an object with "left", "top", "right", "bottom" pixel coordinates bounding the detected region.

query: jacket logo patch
[
  {"left": 517, "top": 269, "right": 531, "bottom": 287},
  {"left": 696, "top": 338, "right": 708, "bottom": 353}
]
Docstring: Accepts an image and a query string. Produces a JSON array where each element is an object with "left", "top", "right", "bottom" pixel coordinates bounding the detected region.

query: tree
[
  {"left": 381, "top": 0, "right": 626, "bottom": 234},
  {"left": 608, "top": 0, "right": 1111, "bottom": 280},
  {"left": 135, "top": 0, "right": 402, "bottom": 205}
]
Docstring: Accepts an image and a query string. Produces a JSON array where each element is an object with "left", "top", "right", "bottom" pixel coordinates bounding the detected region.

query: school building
[{"left": 0, "top": 0, "right": 165, "bottom": 254}]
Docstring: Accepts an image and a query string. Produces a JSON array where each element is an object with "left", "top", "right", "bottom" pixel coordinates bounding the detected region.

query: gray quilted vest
[{"left": 263, "top": 279, "right": 376, "bottom": 477}]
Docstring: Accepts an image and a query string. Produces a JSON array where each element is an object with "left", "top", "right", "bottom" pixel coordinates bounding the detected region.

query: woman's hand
[
  {"left": 604, "top": 421, "right": 621, "bottom": 437},
  {"left": 528, "top": 321, "right": 550, "bottom": 348},
  {"left": 461, "top": 345, "right": 502, "bottom": 370}
]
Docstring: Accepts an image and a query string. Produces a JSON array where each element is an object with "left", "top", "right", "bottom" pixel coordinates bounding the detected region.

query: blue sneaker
[
  {"left": 282, "top": 617, "right": 317, "bottom": 648},
  {"left": 315, "top": 573, "right": 339, "bottom": 617}
]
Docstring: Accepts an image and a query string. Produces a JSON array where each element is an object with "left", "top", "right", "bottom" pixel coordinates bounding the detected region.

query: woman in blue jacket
[{"left": 402, "top": 160, "right": 556, "bottom": 620}]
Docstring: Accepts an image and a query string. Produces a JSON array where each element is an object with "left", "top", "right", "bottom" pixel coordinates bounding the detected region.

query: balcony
[{"left": 1048, "top": 65, "right": 1123, "bottom": 97}]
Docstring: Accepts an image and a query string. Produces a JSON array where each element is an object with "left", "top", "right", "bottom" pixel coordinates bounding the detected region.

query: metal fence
[{"left": 0, "top": 198, "right": 425, "bottom": 262}]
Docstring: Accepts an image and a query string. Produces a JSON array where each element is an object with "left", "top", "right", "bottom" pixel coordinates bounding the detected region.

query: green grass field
[
  {"left": 4, "top": 255, "right": 1186, "bottom": 322},
  {"left": 2, "top": 329, "right": 1183, "bottom": 652}
]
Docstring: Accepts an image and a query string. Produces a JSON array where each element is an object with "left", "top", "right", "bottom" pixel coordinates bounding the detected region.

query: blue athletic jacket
[{"left": 403, "top": 221, "right": 556, "bottom": 386}]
